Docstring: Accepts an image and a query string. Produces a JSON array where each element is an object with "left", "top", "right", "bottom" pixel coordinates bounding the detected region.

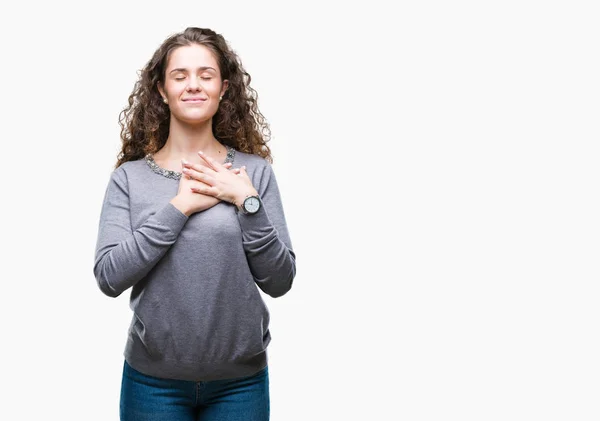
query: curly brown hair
[{"left": 116, "top": 27, "right": 272, "bottom": 168}]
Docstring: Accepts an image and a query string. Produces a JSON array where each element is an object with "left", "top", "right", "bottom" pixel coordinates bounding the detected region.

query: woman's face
[{"left": 159, "top": 44, "right": 228, "bottom": 125}]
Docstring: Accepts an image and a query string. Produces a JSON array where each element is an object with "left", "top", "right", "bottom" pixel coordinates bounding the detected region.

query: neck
[{"left": 157, "top": 118, "right": 225, "bottom": 163}]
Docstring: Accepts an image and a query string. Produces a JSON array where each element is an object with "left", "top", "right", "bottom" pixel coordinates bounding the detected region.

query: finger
[
  {"left": 182, "top": 161, "right": 214, "bottom": 175},
  {"left": 239, "top": 165, "right": 250, "bottom": 178},
  {"left": 224, "top": 162, "right": 233, "bottom": 169},
  {"left": 190, "top": 183, "right": 217, "bottom": 196},
  {"left": 182, "top": 167, "right": 215, "bottom": 186},
  {"left": 231, "top": 168, "right": 241, "bottom": 174},
  {"left": 197, "top": 151, "right": 220, "bottom": 172}
]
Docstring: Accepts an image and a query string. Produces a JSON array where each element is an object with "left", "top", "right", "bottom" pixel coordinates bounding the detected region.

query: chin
[{"left": 176, "top": 113, "right": 214, "bottom": 125}]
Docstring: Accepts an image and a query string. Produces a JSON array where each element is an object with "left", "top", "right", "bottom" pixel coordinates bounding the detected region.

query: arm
[
  {"left": 93, "top": 168, "right": 188, "bottom": 297},
  {"left": 237, "top": 163, "right": 296, "bottom": 298}
]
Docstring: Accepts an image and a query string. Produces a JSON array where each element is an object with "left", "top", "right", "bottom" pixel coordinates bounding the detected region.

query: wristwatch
[{"left": 239, "top": 195, "right": 261, "bottom": 215}]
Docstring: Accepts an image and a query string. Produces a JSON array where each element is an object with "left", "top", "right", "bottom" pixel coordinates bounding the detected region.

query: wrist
[
  {"left": 235, "top": 193, "right": 262, "bottom": 215},
  {"left": 233, "top": 190, "right": 259, "bottom": 208},
  {"left": 170, "top": 196, "right": 192, "bottom": 217}
]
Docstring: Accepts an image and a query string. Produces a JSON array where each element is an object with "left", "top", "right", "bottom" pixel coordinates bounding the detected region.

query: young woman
[{"left": 93, "top": 27, "right": 296, "bottom": 421}]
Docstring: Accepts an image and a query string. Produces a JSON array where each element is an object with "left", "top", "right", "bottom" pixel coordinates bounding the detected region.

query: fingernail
[
  {"left": 181, "top": 159, "right": 188, "bottom": 164},
  {"left": 198, "top": 151, "right": 204, "bottom": 155}
]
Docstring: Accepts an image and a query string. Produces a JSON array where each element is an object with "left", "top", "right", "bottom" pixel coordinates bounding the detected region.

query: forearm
[
  {"left": 94, "top": 203, "right": 188, "bottom": 297},
  {"left": 238, "top": 206, "right": 296, "bottom": 298}
]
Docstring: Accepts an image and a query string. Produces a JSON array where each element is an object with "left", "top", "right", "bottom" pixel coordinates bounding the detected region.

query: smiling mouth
[{"left": 183, "top": 98, "right": 207, "bottom": 102}]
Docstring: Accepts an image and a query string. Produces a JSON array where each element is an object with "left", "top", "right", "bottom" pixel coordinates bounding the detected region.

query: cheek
[
  {"left": 165, "top": 81, "right": 185, "bottom": 98},
  {"left": 209, "top": 77, "right": 225, "bottom": 89}
]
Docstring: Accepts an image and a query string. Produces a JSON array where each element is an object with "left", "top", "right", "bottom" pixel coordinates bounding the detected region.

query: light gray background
[{"left": 0, "top": 1, "right": 598, "bottom": 420}]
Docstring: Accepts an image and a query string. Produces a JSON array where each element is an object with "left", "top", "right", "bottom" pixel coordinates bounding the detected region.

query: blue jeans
[{"left": 120, "top": 360, "right": 270, "bottom": 421}]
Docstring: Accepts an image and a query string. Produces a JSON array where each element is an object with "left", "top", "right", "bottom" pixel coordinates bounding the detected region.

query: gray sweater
[{"left": 93, "top": 149, "right": 296, "bottom": 381}]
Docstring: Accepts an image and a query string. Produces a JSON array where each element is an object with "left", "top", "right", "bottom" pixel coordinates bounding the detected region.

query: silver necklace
[{"left": 145, "top": 145, "right": 236, "bottom": 180}]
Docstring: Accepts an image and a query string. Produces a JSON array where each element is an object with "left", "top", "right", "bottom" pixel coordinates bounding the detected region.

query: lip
[{"left": 182, "top": 98, "right": 208, "bottom": 102}]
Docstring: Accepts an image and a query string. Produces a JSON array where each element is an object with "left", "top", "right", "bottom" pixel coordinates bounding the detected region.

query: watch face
[{"left": 244, "top": 196, "right": 260, "bottom": 213}]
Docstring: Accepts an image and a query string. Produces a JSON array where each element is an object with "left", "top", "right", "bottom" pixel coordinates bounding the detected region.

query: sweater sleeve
[
  {"left": 93, "top": 167, "right": 188, "bottom": 298},
  {"left": 237, "top": 162, "right": 296, "bottom": 298}
]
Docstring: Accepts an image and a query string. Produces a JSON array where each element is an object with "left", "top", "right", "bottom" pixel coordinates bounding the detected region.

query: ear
[
  {"left": 157, "top": 82, "right": 166, "bottom": 101},
  {"left": 220, "top": 80, "right": 229, "bottom": 97}
]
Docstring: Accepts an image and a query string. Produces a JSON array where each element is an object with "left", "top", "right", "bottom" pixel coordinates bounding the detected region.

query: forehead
[{"left": 166, "top": 44, "right": 219, "bottom": 71}]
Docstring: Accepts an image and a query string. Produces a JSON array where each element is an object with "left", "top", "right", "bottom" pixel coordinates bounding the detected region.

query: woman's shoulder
[
  {"left": 107, "top": 157, "right": 148, "bottom": 185},
  {"left": 232, "top": 149, "right": 271, "bottom": 169},
  {"left": 114, "top": 157, "right": 148, "bottom": 174}
]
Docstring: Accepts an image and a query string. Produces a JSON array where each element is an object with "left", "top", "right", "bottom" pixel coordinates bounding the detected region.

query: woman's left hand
[{"left": 181, "top": 151, "right": 259, "bottom": 207}]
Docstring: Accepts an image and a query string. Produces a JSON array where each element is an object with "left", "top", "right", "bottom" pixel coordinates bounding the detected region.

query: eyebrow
[{"left": 169, "top": 67, "right": 217, "bottom": 74}]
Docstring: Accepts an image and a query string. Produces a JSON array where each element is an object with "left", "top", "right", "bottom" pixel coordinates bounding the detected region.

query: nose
[{"left": 187, "top": 76, "right": 203, "bottom": 92}]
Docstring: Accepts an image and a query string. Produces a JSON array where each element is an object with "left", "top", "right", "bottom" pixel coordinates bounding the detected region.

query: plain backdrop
[{"left": 0, "top": 1, "right": 599, "bottom": 420}]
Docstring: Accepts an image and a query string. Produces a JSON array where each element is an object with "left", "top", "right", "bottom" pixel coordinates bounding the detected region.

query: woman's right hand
[{"left": 170, "top": 162, "right": 238, "bottom": 216}]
